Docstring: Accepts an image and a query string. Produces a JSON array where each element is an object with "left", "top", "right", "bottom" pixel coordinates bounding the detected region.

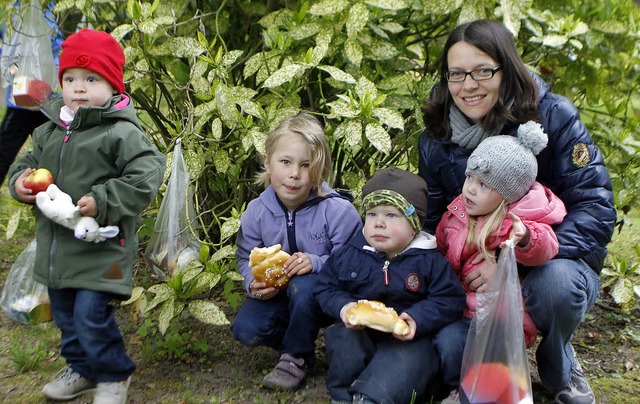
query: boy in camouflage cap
[{"left": 315, "top": 167, "right": 465, "bottom": 404}]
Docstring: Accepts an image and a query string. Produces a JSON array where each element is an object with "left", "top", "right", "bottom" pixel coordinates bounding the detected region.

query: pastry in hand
[
  {"left": 250, "top": 244, "right": 291, "bottom": 288},
  {"left": 346, "top": 299, "right": 410, "bottom": 336}
]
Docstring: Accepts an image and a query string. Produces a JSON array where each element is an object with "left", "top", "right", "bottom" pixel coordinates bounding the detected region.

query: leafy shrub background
[{"left": 2, "top": 0, "right": 639, "bottom": 329}]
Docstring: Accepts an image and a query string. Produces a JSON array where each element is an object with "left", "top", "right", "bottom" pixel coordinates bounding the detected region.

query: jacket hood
[
  {"left": 510, "top": 182, "right": 567, "bottom": 224},
  {"left": 259, "top": 182, "right": 340, "bottom": 215},
  {"left": 40, "top": 93, "right": 143, "bottom": 132}
]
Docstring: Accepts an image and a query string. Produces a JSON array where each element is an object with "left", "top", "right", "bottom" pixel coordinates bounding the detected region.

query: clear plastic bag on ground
[
  {"left": 145, "top": 139, "right": 200, "bottom": 280},
  {"left": 460, "top": 241, "right": 533, "bottom": 404},
  {"left": 0, "top": 239, "right": 53, "bottom": 324}
]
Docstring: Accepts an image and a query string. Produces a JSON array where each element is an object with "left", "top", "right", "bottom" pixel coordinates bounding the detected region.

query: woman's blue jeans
[
  {"left": 432, "top": 258, "right": 599, "bottom": 392},
  {"left": 48, "top": 288, "right": 135, "bottom": 383}
]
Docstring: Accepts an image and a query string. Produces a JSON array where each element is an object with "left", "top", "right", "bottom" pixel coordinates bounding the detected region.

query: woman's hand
[
  {"left": 284, "top": 252, "right": 312, "bottom": 276},
  {"left": 465, "top": 252, "right": 497, "bottom": 293},
  {"left": 249, "top": 280, "right": 277, "bottom": 301}
]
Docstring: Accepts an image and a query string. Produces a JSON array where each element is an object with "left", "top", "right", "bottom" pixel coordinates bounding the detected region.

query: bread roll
[
  {"left": 346, "top": 300, "right": 410, "bottom": 336},
  {"left": 250, "top": 244, "right": 291, "bottom": 288}
]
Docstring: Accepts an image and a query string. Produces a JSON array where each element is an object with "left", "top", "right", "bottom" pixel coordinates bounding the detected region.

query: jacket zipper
[
  {"left": 50, "top": 128, "right": 73, "bottom": 284},
  {"left": 382, "top": 260, "right": 390, "bottom": 286}
]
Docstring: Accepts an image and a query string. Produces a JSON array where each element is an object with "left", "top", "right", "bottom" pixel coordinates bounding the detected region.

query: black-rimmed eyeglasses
[{"left": 445, "top": 66, "right": 502, "bottom": 82}]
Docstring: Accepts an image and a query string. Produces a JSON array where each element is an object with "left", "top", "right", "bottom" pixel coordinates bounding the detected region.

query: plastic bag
[
  {"left": 145, "top": 139, "right": 200, "bottom": 280},
  {"left": 459, "top": 241, "right": 533, "bottom": 404},
  {"left": 0, "top": 239, "right": 53, "bottom": 324},
  {"left": 2, "top": 0, "right": 57, "bottom": 108}
]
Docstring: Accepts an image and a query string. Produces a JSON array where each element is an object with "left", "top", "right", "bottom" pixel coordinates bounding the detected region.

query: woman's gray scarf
[{"left": 449, "top": 105, "right": 505, "bottom": 149}]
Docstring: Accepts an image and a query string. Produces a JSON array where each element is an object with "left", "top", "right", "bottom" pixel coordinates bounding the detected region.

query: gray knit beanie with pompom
[{"left": 465, "top": 121, "right": 548, "bottom": 203}]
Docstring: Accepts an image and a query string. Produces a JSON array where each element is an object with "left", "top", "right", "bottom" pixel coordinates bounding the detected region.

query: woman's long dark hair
[{"left": 422, "top": 19, "right": 540, "bottom": 141}]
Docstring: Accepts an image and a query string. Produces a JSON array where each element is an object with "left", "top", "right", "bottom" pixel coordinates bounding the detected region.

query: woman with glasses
[{"left": 418, "top": 19, "right": 615, "bottom": 404}]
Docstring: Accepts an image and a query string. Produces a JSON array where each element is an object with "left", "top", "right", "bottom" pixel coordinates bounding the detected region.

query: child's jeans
[
  {"left": 48, "top": 288, "right": 135, "bottom": 383},
  {"left": 324, "top": 322, "right": 439, "bottom": 403},
  {"left": 231, "top": 273, "right": 329, "bottom": 365}
]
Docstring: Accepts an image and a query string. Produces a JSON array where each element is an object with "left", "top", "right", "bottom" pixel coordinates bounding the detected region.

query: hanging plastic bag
[
  {"left": 2, "top": 0, "right": 57, "bottom": 109},
  {"left": 459, "top": 241, "right": 533, "bottom": 404},
  {"left": 0, "top": 239, "right": 53, "bottom": 324},
  {"left": 145, "top": 138, "right": 200, "bottom": 280}
]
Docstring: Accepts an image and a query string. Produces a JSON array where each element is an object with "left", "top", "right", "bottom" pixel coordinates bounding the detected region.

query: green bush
[{"left": 5, "top": 0, "right": 639, "bottom": 327}]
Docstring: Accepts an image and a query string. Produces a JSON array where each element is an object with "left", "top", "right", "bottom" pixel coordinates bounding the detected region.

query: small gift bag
[{"left": 459, "top": 241, "right": 533, "bottom": 404}]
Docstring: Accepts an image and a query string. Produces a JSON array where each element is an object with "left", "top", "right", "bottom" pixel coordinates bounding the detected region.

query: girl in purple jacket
[{"left": 232, "top": 112, "right": 362, "bottom": 391}]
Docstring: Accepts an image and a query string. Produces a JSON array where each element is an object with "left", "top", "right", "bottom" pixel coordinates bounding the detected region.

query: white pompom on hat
[{"left": 465, "top": 121, "right": 548, "bottom": 203}]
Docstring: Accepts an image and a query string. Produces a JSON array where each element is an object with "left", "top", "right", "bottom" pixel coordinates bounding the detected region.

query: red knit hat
[{"left": 58, "top": 29, "right": 125, "bottom": 94}]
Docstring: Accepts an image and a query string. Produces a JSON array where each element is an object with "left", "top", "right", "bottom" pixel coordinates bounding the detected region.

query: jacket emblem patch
[
  {"left": 406, "top": 273, "right": 420, "bottom": 292},
  {"left": 572, "top": 143, "right": 590, "bottom": 168},
  {"left": 104, "top": 262, "right": 123, "bottom": 279}
]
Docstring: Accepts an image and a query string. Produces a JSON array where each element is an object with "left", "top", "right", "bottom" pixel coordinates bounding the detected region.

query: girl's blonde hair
[
  {"left": 466, "top": 198, "right": 508, "bottom": 258},
  {"left": 256, "top": 112, "right": 333, "bottom": 194}
]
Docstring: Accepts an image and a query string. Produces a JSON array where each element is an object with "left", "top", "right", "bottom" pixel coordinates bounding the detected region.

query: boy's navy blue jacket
[{"left": 314, "top": 230, "right": 465, "bottom": 338}]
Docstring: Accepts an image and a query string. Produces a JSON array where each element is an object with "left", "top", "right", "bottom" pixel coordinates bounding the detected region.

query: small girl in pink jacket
[{"left": 436, "top": 121, "right": 567, "bottom": 350}]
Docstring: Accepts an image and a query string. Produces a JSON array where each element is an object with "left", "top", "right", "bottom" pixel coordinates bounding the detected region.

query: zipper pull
[
  {"left": 287, "top": 212, "right": 294, "bottom": 227},
  {"left": 382, "top": 260, "right": 390, "bottom": 286},
  {"left": 64, "top": 130, "right": 72, "bottom": 143}
]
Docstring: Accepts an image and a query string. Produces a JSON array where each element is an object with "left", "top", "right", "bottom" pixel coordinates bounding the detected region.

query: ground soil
[{"left": 1, "top": 236, "right": 640, "bottom": 403}]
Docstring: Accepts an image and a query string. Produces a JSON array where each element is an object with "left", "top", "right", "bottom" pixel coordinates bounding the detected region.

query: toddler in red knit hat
[{"left": 8, "top": 28, "right": 165, "bottom": 404}]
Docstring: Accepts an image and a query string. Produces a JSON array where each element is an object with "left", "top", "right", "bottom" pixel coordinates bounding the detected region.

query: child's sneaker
[
  {"left": 93, "top": 376, "right": 131, "bottom": 404},
  {"left": 42, "top": 366, "right": 96, "bottom": 400},
  {"left": 262, "top": 353, "right": 308, "bottom": 391}
]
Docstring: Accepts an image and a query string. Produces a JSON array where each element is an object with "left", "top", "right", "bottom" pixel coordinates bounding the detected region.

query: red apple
[{"left": 24, "top": 168, "right": 55, "bottom": 194}]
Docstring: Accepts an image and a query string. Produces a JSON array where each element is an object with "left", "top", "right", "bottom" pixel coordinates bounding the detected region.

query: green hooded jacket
[{"left": 8, "top": 94, "right": 166, "bottom": 298}]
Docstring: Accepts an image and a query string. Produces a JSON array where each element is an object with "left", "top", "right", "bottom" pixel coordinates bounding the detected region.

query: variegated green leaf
[
  {"left": 612, "top": 278, "right": 636, "bottom": 312},
  {"left": 5, "top": 209, "right": 21, "bottom": 240},
  {"left": 542, "top": 34, "right": 569, "bottom": 48},
  {"left": 158, "top": 298, "right": 176, "bottom": 335},
  {"left": 227, "top": 271, "right": 244, "bottom": 281},
  {"left": 364, "top": 0, "right": 409, "bottom": 10},
  {"left": 121, "top": 286, "right": 146, "bottom": 305},
  {"left": 311, "top": 29, "right": 332, "bottom": 65},
  {"left": 111, "top": 24, "right": 134, "bottom": 41},
  {"left": 344, "top": 38, "right": 363, "bottom": 66},
  {"left": 335, "top": 119, "right": 363, "bottom": 148},
  {"left": 366, "top": 39, "right": 398, "bottom": 60},
  {"left": 210, "top": 118, "right": 222, "bottom": 140},
  {"left": 262, "top": 63, "right": 307, "bottom": 88},
  {"left": 221, "top": 217, "right": 241, "bottom": 241},
  {"left": 138, "top": 20, "right": 159, "bottom": 34},
  {"left": 179, "top": 261, "right": 204, "bottom": 284},
  {"left": 355, "top": 76, "right": 377, "bottom": 101},
  {"left": 193, "top": 272, "right": 221, "bottom": 295},
  {"left": 211, "top": 244, "right": 236, "bottom": 262},
  {"left": 236, "top": 97, "right": 261, "bottom": 118},
  {"left": 317, "top": 66, "right": 356, "bottom": 84},
  {"left": 150, "top": 37, "right": 206, "bottom": 58},
  {"left": 347, "top": 3, "right": 369, "bottom": 39},
  {"left": 328, "top": 99, "right": 361, "bottom": 119},
  {"left": 291, "top": 23, "right": 322, "bottom": 41},
  {"left": 215, "top": 84, "right": 241, "bottom": 123},
  {"left": 365, "top": 122, "right": 391, "bottom": 154},
  {"left": 309, "top": 0, "right": 350, "bottom": 16},
  {"left": 188, "top": 300, "right": 230, "bottom": 325},
  {"left": 250, "top": 127, "right": 268, "bottom": 154},
  {"left": 373, "top": 107, "right": 404, "bottom": 130},
  {"left": 378, "top": 22, "right": 405, "bottom": 34},
  {"left": 222, "top": 50, "right": 244, "bottom": 68},
  {"left": 214, "top": 149, "right": 231, "bottom": 173},
  {"left": 145, "top": 283, "right": 174, "bottom": 312}
]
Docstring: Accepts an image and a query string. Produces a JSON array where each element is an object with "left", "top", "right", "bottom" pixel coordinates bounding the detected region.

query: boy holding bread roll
[
  {"left": 314, "top": 167, "right": 466, "bottom": 404},
  {"left": 231, "top": 112, "right": 362, "bottom": 391}
]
